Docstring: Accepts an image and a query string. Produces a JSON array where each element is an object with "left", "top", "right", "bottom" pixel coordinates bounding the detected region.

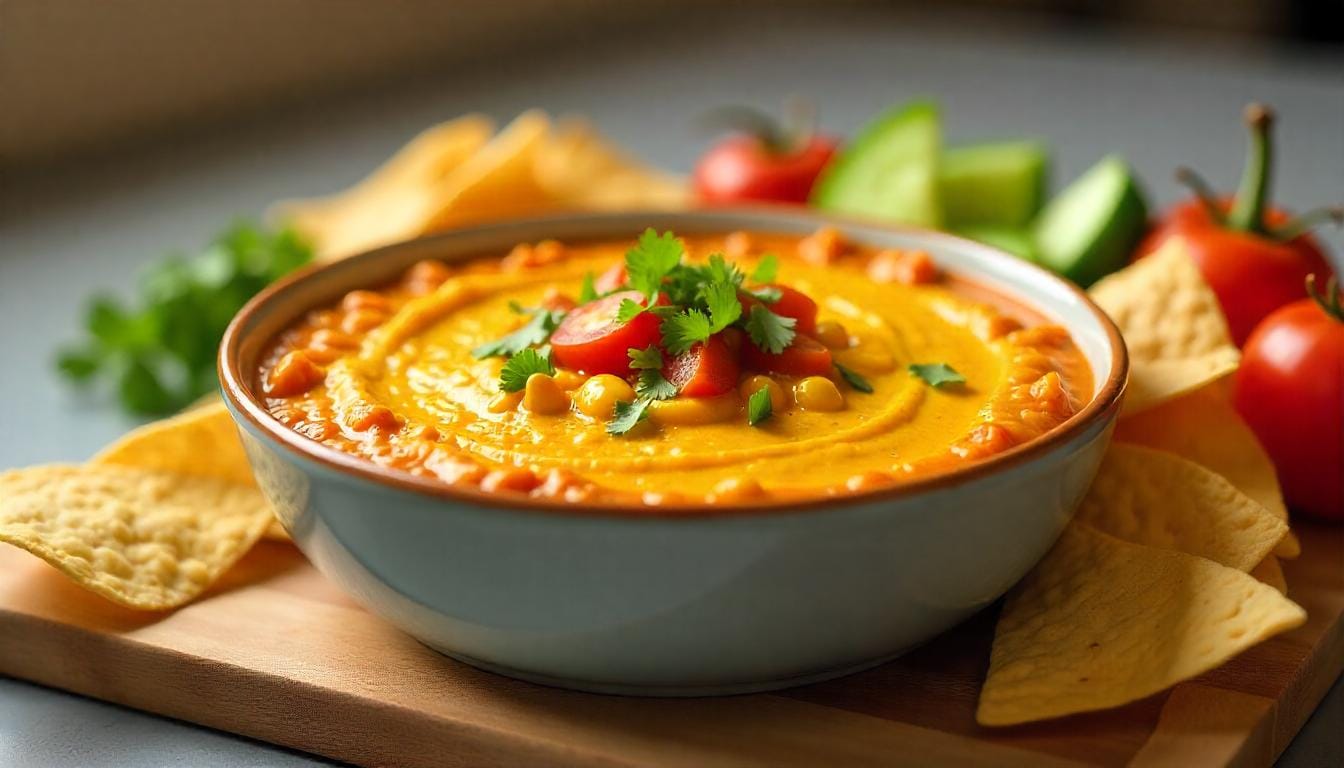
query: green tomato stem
[
  {"left": 1227, "top": 104, "right": 1275, "bottom": 234},
  {"left": 1270, "top": 205, "right": 1344, "bottom": 243},
  {"left": 1174, "top": 167, "right": 1227, "bottom": 225},
  {"left": 1306, "top": 275, "right": 1344, "bottom": 323}
]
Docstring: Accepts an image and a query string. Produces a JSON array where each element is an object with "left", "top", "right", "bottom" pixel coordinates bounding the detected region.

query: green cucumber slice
[
  {"left": 954, "top": 225, "right": 1037, "bottom": 262},
  {"left": 939, "top": 141, "right": 1048, "bottom": 228},
  {"left": 1033, "top": 155, "right": 1148, "bottom": 287},
  {"left": 810, "top": 101, "right": 941, "bottom": 227}
]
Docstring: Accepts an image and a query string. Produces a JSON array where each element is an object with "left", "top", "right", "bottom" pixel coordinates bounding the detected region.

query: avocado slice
[
  {"left": 939, "top": 141, "right": 1049, "bottom": 228},
  {"left": 1033, "top": 155, "right": 1148, "bottom": 287},
  {"left": 810, "top": 102, "right": 941, "bottom": 227},
  {"left": 954, "top": 225, "right": 1038, "bottom": 262}
]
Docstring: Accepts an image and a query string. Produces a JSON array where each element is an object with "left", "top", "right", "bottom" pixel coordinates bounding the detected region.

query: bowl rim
[{"left": 219, "top": 208, "right": 1128, "bottom": 520}]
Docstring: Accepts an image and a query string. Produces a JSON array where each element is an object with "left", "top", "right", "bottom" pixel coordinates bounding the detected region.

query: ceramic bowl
[{"left": 219, "top": 209, "right": 1126, "bottom": 695}]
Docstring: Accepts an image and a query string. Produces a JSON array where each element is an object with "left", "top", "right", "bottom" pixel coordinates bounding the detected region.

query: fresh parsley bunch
[{"left": 56, "top": 223, "right": 312, "bottom": 415}]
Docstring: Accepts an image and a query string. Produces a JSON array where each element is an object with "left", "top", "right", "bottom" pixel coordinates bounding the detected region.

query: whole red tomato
[
  {"left": 693, "top": 105, "right": 838, "bottom": 205},
  {"left": 1234, "top": 277, "right": 1344, "bottom": 520},
  {"left": 1136, "top": 105, "right": 1338, "bottom": 346}
]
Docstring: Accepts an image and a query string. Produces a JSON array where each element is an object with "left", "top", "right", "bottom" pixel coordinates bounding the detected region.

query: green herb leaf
[
  {"left": 744, "top": 286, "right": 782, "bottom": 303},
  {"left": 616, "top": 298, "right": 647, "bottom": 324},
  {"left": 701, "top": 279, "right": 742, "bottom": 333},
  {"left": 750, "top": 252, "right": 779, "bottom": 283},
  {"left": 636, "top": 369, "right": 678, "bottom": 401},
  {"left": 909, "top": 363, "right": 966, "bottom": 388},
  {"left": 56, "top": 222, "right": 313, "bottom": 415},
  {"left": 578, "top": 272, "right": 598, "bottom": 304},
  {"left": 704, "top": 253, "right": 744, "bottom": 288},
  {"left": 472, "top": 308, "right": 562, "bottom": 359},
  {"left": 744, "top": 305, "right": 796, "bottom": 354},
  {"left": 834, "top": 362, "right": 874, "bottom": 393},
  {"left": 628, "top": 345, "right": 663, "bottom": 370},
  {"left": 606, "top": 397, "right": 653, "bottom": 435},
  {"left": 625, "top": 229, "right": 683, "bottom": 301},
  {"left": 499, "top": 347, "right": 555, "bottom": 392},
  {"left": 747, "top": 386, "right": 774, "bottom": 426},
  {"left": 660, "top": 309, "right": 712, "bottom": 356}
]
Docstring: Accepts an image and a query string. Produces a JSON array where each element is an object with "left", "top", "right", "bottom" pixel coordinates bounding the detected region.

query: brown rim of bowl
[{"left": 219, "top": 208, "right": 1128, "bottom": 521}]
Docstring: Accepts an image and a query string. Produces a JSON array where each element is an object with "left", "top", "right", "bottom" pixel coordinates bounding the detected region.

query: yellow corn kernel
[
  {"left": 834, "top": 343, "right": 896, "bottom": 374},
  {"left": 648, "top": 393, "right": 740, "bottom": 425},
  {"left": 813, "top": 320, "right": 850, "bottom": 349},
  {"left": 552, "top": 369, "right": 587, "bottom": 390},
  {"left": 523, "top": 374, "right": 569, "bottom": 415},
  {"left": 573, "top": 374, "right": 636, "bottom": 419},
  {"left": 487, "top": 390, "right": 523, "bottom": 413},
  {"left": 794, "top": 376, "right": 844, "bottom": 411},
  {"left": 738, "top": 375, "right": 789, "bottom": 411}
]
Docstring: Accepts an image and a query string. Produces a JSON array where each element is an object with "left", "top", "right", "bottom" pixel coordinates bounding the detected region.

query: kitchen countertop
[{"left": 2, "top": 7, "right": 1340, "bottom": 766}]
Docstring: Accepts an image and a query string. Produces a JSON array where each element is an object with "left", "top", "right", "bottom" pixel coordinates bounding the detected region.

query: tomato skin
[
  {"left": 1137, "top": 199, "right": 1334, "bottom": 346},
  {"left": 594, "top": 262, "right": 627, "bottom": 294},
  {"left": 743, "top": 334, "right": 833, "bottom": 377},
  {"left": 551, "top": 291, "right": 661, "bottom": 376},
  {"left": 739, "top": 285, "right": 819, "bottom": 337},
  {"left": 693, "top": 135, "right": 838, "bottom": 205},
  {"left": 1234, "top": 298, "right": 1344, "bottom": 520},
  {"left": 664, "top": 334, "right": 740, "bottom": 397}
]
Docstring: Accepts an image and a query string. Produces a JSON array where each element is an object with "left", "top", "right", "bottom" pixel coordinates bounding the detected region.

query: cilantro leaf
[
  {"left": 744, "top": 286, "right": 782, "bottom": 303},
  {"left": 660, "top": 309, "right": 712, "bottom": 355},
  {"left": 744, "top": 305, "right": 796, "bottom": 354},
  {"left": 747, "top": 386, "right": 774, "bottom": 426},
  {"left": 607, "top": 397, "right": 653, "bottom": 435},
  {"left": 636, "top": 369, "right": 678, "bottom": 401},
  {"left": 628, "top": 345, "right": 663, "bottom": 370},
  {"left": 701, "top": 279, "right": 742, "bottom": 333},
  {"left": 499, "top": 347, "right": 555, "bottom": 392},
  {"left": 909, "top": 363, "right": 966, "bottom": 388},
  {"left": 625, "top": 229, "right": 683, "bottom": 301},
  {"left": 56, "top": 222, "right": 312, "bottom": 415},
  {"left": 578, "top": 272, "right": 598, "bottom": 304},
  {"left": 472, "top": 308, "right": 562, "bottom": 359},
  {"left": 834, "top": 362, "right": 874, "bottom": 393},
  {"left": 616, "top": 298, "right": 647, "bottom": 324},
  {"left": 750, "top": 252, "right": 779, "bottom": 283},
  {"left": 704, "top": 253, "right": 744, "bottom": 287}
]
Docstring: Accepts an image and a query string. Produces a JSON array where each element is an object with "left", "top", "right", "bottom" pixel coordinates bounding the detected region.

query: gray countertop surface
[{"left": 2, "top": 7, "right": 1341, "bottom": 766}]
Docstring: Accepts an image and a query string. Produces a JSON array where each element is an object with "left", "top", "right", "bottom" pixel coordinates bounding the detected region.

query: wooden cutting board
[{"left": 1, "top": 521, "right": 1340, "bottom": 767}]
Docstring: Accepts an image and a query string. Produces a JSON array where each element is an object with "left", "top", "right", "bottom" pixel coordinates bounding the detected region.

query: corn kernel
[
  {"left": 573, "top": 374, "right": 636, "bottom": 419},
  {"left": 813, "top": 320, "right": 850, "bottom": 349},
  {"left": 794, "top": 376, "right": 844, "bottom": 411},
  {"left": 523, "top": 374, "right": 569, "bottom": 415},
  {"left": 738, "top": 375, "right": 789, "bottom": 411}
]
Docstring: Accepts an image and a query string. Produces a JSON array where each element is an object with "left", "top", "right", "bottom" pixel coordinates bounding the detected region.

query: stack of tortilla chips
[{"left": 0, "top": 113, "right": 1304, "bottom": 726}]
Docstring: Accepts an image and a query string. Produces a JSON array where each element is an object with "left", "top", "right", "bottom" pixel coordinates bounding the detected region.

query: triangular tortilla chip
[
  {"left": 421, "top": 110, "right": 558, "bottom": 231},
  {"left": 1090, "top": 238, "right": 1240, "bottom": 415},
  {"left": 536, "top": 118, "right": 690, "bottom": 210},
  {"left": 978, "top": 525, "right": 1305, "bottom": 726},
  {"left": 1114, "top": 381, "right": 1298, "bottom": 558},
  {"left": 1251, "top": 556, "right": 1288, "bottom": 595},
  {"left": 1075, "top": 444, "right": 1287, "bottom": 571}
]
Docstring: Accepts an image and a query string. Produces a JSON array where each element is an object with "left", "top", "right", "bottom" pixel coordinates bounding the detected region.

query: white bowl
[{"left": 220, "top": 209, "right": 1126, "bottom": 695}]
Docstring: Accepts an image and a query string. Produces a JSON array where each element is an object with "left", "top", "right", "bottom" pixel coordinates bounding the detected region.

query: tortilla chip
[
  {"left": 1089, "top": 238, "right": 1240, "bottom": 415},
  {"left": 273, "top": 115, "right": 496, "bottom": 259},
  {"left": 535, "top": 118, "right": 690, "bottom": 210},
  {"left": 0, "top": 465, "right": 272, "bottom": 609},
  {"left": 421, "top": 110, "right": 557, "bottom": 231},
  {"left": 93, "top": 402, "right": 255, "bottom": 486},
  {"left": 978, "top": 525, "right": 1305, "bottom": 726},
  {"left": 1114, "top": 382, "right": 1298, "bottom": 558},
  {"left": 1251, "top": 556, "right": 1288, "bottom": 595},
  {"left": 1075, "top": 444, "right": 1287, "bottom": 572}
]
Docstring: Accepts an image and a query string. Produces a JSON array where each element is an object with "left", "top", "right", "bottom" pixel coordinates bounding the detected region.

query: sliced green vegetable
[
  {"left": 909, "top": 363, "right": 966, "bottom": 388},
  {"left": 747, "top": 386, "right": 774, "bottom": 426},
  {"left": 939, "top": 141, "right": 1048, "bottom": 227},
  {"left": 810, "top": 101, "right": 942, "bottom": 227},
  {"left": 1033, "top": 155, "right": 1149, "bottom": 287},
  {"left": 954, "top": 225, "right": 1038, "bottom": 263}
]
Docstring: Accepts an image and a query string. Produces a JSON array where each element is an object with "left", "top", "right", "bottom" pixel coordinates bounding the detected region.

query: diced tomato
[
  {"left": 741, "top": 285, "right": 818, "bottom": 336},
  {"left": 664, "top": 334, "right": 740, "bottom": 397},
  {"left": 551, "top": 291, "right": 661, "bottom": 375},
  {"left": 743, "top": 333, "right": 833, "bottom": 377},
  {"left": 594, "top": 263, "right": 628, "bottom": 294}
]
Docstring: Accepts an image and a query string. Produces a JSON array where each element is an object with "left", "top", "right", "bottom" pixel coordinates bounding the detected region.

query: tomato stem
[
  {"left": 1174, "top": 167, "right": 1227, "bottom": 225},
  {"left": 1227, "top": 104, "right": 1274, "bottom": 234},
  {"left": 700, "top": 106, "right": 793, "bottom": 155},
  {"left": 1306, "top": 275, "right": 1344, "bottom": 323},
  {"left": 1271, "top": 205, "right": 1344, "bottom": 242}
]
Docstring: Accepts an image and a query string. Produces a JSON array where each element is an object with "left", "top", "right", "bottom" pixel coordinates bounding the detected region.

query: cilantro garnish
[
  {"left": 660, "top": 309, "right": 713, "bottom": 356},
  {"left": 750, "top": 252, "right": 779, "bottom": 283},
  {"left": 616, "top": 298, "right": 647, "bottom": 324},
  {"left": 625, "top": 229, "right": 684, "bottom": 302},
  {"left": 834, "top": 362, "right": 874, "bottom": 393},
  {"left": 747, "top": 386, "right": 774, "bottom": 426},
  {"left": 703, "top": 253, "right": 745, "bottom": 288},
  {"left": 56, "top": 222, "right": 312, "bottom": 415},
  {"left": 627, "top": 345, "right": 663, "bottom": 370},
  {"left": 499, "top": 347, "right": 555, "bottom": 392},
  {"left": 909, "top": 363, "right": 966, "bottom": 388},
  {"left": 743, "top": 286, "right": 782, "bottom": 304},
  {"left": 701, "top": 280, "right": 743, "bottom": 333},
  {"left": 637, "top": 370, "right": 678, "bottom": 401},
  {"left": 743, "top": 305, "right": 797, "bottom": 354},
  {"left": 578, "top": 272, "right": 598, "bottom": 304},
  {"left": 472, "top": 308, "right": 563, "bottom": 359},
  {"left": 607, "top": 398, "right": 653, "bottom": 435}
]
